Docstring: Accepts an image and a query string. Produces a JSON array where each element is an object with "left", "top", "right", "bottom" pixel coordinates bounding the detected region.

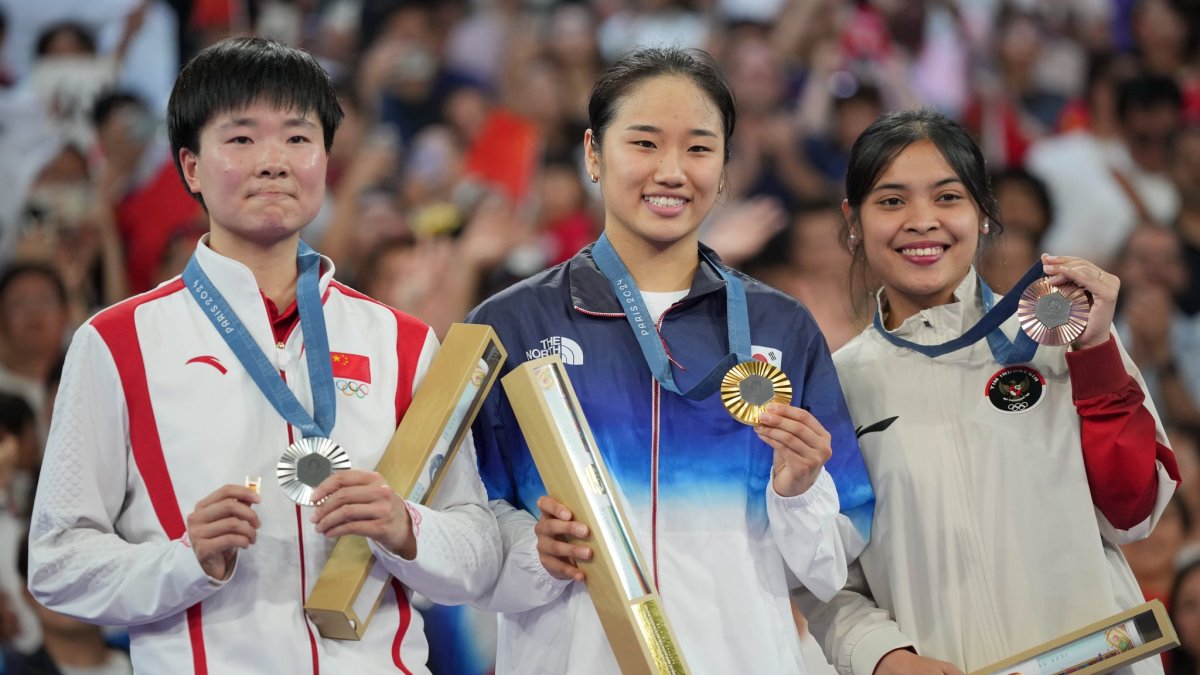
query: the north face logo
[{"left": 526, "top": 336, "right": 584, "bottom": 365}]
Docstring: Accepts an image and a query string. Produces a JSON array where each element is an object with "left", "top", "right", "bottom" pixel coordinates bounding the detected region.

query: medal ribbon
[
  {"left": 872, "top": 262, "right": 1042, "bottom": 365},
  {"left": 591, "top": 233, "right": 751, "bottom": 400},
  {"left": 184, "top": 241, "right": 336, "bottom": 438}
]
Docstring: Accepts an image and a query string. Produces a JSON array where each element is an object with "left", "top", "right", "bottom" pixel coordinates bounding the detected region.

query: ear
[
  {"left": 179, "top": 147, "right": 202, "bottom": 195},
  {"left": 841, "top": 199, "right": 853, "bottom": 225},
  {"left": 583, "top": 129, "right": 601, "bottom": 181}
]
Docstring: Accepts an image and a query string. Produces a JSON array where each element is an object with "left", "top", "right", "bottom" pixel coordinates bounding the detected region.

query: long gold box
[
  {"left": 970, "top": 600, "right": 1178, "bottom": 675},
  {"left": 304, "top": 323, "right": 506, "bottom": 640},
  {"left": 502, "top": 356, "right": 690, "bottom": 674}
]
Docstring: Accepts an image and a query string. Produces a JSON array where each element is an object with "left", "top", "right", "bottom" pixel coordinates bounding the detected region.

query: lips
[{"left": 896, "top": 242, "right": 949, "bottom": 266}]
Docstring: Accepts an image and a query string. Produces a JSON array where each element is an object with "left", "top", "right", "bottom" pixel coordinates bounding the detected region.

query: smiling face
[
  {"left": 180, "top": 101, "right": 327, "bottom": 253},
  {"left": 849, "top": 139, "right": 985, "bottom": 324},
  {"left": 585, "top": 75, "right": 725, "bottom": 257}
]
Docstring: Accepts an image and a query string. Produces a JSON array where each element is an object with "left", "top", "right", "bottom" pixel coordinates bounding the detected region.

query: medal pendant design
[
  {"left": 721, "top": 360, "right": 792, "bottom": 425},
  {"left": 1017, "top": 278, "right": 1090, "bottom": 346},
  {"left": 277, "top": 437, "right": 351, "bottom": 505}
]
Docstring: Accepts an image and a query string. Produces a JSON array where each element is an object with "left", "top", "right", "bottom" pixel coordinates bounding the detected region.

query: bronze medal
[{"left": 1017, "top": 278, "right": 1089, "bottom": 346}]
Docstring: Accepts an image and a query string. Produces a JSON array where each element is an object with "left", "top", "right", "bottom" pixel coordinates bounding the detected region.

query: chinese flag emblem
[{"left": 330, "top": 352, "right": 371, "bottom": 383}]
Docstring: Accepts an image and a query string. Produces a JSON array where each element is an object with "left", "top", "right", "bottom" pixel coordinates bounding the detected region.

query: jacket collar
[
  {"left": 568, "top": 241, "right": 731, "bottom": 314},
  {"left": 875, "top": 268, "right": 985, "bottom": 342}
]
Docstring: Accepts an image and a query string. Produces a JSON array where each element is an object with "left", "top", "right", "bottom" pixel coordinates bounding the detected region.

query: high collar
[
  {"left": 568, "top": 241, "right": 732, "bottom": 314},
  {"left": 875, "top": 269, "right": 986, "bottom": 344},
  {"left": 191, "top": 235, "right": 335, "bottom": 352}
]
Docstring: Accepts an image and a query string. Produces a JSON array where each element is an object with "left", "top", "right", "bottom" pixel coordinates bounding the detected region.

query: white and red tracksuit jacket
[
  {"left": 798, "top": 271, "right": 1179, "bottom": 675},
  {"left": 28, "top": 240, "right": 501, "bottom": 674}
]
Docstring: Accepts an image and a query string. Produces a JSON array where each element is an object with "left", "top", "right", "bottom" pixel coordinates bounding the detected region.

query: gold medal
[
  {"left": 721, "top": 360, "right": 792, "bottom": 425},
  {"left": 277, "top": 437, "right": 352, "bottom": 505},
  {"left": 1017, "top": 278, "right": 1090, "bottom": 346}
]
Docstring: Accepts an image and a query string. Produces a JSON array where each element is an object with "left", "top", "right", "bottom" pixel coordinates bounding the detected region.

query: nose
[
  {"left": 257, "top": 141, "right": 289, "bottom": 178},
  {"left": 654, "top": 150, "right": 685, "bottom": 187},
  {"left": 905, "top": 202, "right": 941, "bottom": 233}
]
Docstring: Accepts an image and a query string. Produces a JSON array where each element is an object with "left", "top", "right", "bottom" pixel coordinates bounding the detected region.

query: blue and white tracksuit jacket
[{"left": 468, "top": 244, "right": 875, "bottom": 674}]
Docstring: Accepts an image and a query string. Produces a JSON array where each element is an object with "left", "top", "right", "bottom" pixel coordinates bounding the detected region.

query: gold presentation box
[
  {"left": 971, "top": 600, "right": 1178, "bottom": 675},
  {"left": 503, "top": 356, "right": 690, "bottom": 675},
  {"left": 304, "top": 323, "right": 506, "bottom": 640}
]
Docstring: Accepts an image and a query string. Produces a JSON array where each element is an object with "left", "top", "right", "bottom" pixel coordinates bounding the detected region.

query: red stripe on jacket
[
  {"left": 1068, "top": 337, "right": 1180, "bottom": 530},
  {"left": 91, "top": 279, "right": 209, "bottom": 675}
]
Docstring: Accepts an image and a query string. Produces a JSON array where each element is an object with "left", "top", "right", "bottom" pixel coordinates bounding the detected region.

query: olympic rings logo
[
  {"left": 336, "top": 380, "right": 369, "bottom": 398},
  {"left": 1006, "top": 401, "right": 1028, "bottom": 411}
]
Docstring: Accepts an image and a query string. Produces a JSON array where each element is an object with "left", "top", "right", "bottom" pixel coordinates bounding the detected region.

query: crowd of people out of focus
[{"left": 0, "top": 0, "right": 1199, "bottom": 673}]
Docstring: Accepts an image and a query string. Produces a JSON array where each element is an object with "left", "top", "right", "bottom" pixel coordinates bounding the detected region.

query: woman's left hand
[
  {"left": 311, "top": 470, "right": 416, "bottom": 559},
  {"left": 1041, "top": 254, "right": 1120, "bottom": 350},
  {"left": 756, "top": 404, "right": 832, "bottom": 498}
]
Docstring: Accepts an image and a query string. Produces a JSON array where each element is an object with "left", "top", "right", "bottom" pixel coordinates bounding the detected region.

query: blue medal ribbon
[
  {"left": 590, "top": 233, "right": 751, "bottom": 400},
  {"left": 872, "top": 262, "right": 1043, "bottom": 365},
  {"left": 183, "top": 241, "right": 336, "bottom": 438}
]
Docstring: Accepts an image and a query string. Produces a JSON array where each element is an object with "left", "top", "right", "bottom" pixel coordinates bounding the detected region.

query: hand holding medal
[
  {"left": 755, "top": 404, "right": 834, "bottom": 498},
  {"left": 309, "top": 470, "right": 416, "bottom": 559},
  {"left": 1033, "top": 254, "right": 1119, "bottom": 350}
]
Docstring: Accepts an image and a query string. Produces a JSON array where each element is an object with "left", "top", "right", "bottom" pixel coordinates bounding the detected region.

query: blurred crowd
[{"left": 0, "top": 0, "right": 1199, "bottom": 673}]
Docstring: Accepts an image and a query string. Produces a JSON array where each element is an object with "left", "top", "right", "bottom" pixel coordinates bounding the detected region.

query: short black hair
[
  {"left": 588, "top": 46, "right": 736, "bottom": 164},
  {"left": 0, "top": 391, "right": 34, "bottom": 439},
  {"left": 1117, "top": 74, "right": 1184, "bottom": 122},
  {"left": 0, "top": 262, "right": 68, "bottom": 309},
  {"left": 92, "top": 89, "right": 147, "bottom": 130},
  {"left": 167, "top": 36, "right": 344, "bottom": 203}
]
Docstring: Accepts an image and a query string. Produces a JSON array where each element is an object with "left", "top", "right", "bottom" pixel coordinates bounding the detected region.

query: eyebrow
[
  {"left": 624, "top": 124, "right": 719, "bottom": 139},
  {"left": 217, "top": 117, "right": 319, "bottom": 130},
  {"left": 871, "top": 177, "right": 962, "bottom": 193}
]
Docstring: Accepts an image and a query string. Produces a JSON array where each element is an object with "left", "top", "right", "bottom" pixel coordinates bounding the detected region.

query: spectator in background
[
  {"left": 1169, "top": 555, "right": 1200, "bottom": 675},
  {"left": 1114, "top": 224, "right": 1200, "bottom": 426},
  {"left": 1173, "top": 124, "right": 1200, "bottom": 324},
  {"left": 964, "top": 3, "right": 1069, "bottom": 169},
  {"left": 1129, "top": 0, "right": 1200, "bottom": 123},
  {"left": 0, "top": 392, "right": 39, "bottom": 656},
  {"left": 1123, "top": 495, "right": 1190, "bottom": 606},
  {"left": 1170, "top": 426, "right": 1200, "bottom": 540},
  {"left": 0, "top": 264, "right": 68, "bottom": 432},
  {"left": 1031, "top": 74, "right": 1183, "bottom": 267},
  {"left": 744, "top": 203, "right": 866, "bottom": 352},
  {"left": 979, "top": 168, "right": 1053, "bottom": 293},
  {"left": 92, "top": 90, "right": 200, "bottom": 295}
]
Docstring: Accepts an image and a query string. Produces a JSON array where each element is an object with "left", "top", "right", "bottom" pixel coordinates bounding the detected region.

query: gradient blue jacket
[{"left": 468, "top": 243, "right": 874, "bottom": 674}]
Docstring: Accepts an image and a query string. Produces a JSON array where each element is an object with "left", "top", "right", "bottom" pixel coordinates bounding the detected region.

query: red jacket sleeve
[{"left": 1068, "top": 337, "right": 1179, "bottom": 530}]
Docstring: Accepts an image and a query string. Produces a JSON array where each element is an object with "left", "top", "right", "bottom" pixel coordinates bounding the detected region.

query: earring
[
  {"left": 718, "top": 181, "right": 725, "bottom": 194},
  {"left": 848, "top": 231, "right": 857, "bottom": 246},
  {"left": 982, "top": 219, "right": 990, "bottom": 234},
  {"left": 589, "top": 174, "right": 598, "bottom": 183}
]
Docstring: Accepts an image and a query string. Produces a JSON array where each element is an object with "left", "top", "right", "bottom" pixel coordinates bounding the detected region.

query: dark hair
[
  {"left": 167, "top": 36, "right": 344, "bottom": 203},
  {"left": 1169, "top": 554, "right": 1200, "bottom": 675},
  {"left": 991, "top": 167, "right": 1054, "bottom": 238},
  {"left": 36, "top": 21, "right": 96, "bottom": 56},
  {"left": 0, "top": 262, "right": 68, "bottom": 309},
  {"left": 91, "top": 90, "right": 147, "bottom": 130},
  {"left": 587, "top": 47, "right": 736, "bottom": 164},
  {"left": 1117, "top": 74, "right": 1184, "bottom": 122},
  {"left": 0, "top": 391, "right": 34, "bottom": 439},
  {"left": 842, "top": 109, "right": 1000, "bottom": 297}
]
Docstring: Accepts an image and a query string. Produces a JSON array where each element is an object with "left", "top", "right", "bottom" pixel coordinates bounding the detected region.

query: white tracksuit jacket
[
  {"left": 797, "top": 272, "right": 1178, "bottom": 675},
  {"left": 28, "top": 241, "right": 501, "bottom": 674}
]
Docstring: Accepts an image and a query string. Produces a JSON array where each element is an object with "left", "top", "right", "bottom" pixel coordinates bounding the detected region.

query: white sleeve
[
  {"left": 794, "top": 560, "right": 916, "bottom": 675},
  {"left": 468, "top": 499, "right": 572, "bottom": 613},
  {"left": 369, "top": 429, "right": 502, "bottom": 605},
  {"left": 367, "top": 328, "right": 502, "bottom": 605},
  {"left": 28, "top": 326, "right": 221, "bottom": 626},
  {"left": 767, "top": 468, "right": 848, "bottom": 602}
]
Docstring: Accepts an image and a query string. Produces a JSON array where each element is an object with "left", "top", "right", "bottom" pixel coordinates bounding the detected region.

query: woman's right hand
[
  {"left": 535, "top": 495, "right": 592, "bottom": 582},
  {"left": 876, "top": 649, "right": 965, "bottom": 675}
]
